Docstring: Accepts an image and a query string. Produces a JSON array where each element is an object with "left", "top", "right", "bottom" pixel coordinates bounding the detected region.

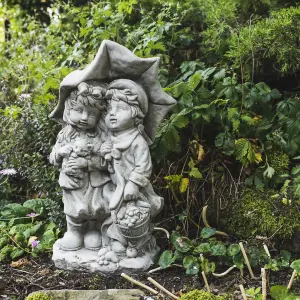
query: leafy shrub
[
  {"left": 227, "top": 7, "right": 300, "bottom": 78},
  {"left": 0, "top": 198, "right": 60, "bottom": 261}
]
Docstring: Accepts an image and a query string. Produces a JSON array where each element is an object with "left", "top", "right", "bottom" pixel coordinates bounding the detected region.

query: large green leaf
[
  {"left": 159, "top": 250, "right": 174, "bottom": 269},
  {"left": 291, "top": 259, "right": 300, "bottom": 272},
  {"left": 23, "top": 199, "right": 46, "bottom": 214},
  {"left": 270, "top": 285, "right": 299, "bottom": 300},
  {"left": 227, "top": 244, "right": 240, "bottom": 256},
  {"left": 10, "top": 248, "right": 25, "bottom": 260},
  {"left": 211, "top": 244, "right": 227, "bottom": 256},
  {"left": 171, "top": 232, "right": 192, "bottom": 252},
  {"left": 194, "top": 243, "right": 211, "bottom": 254},
  {"left": 200, "top": 227, "right": 216, "bottom": 239},
  {"left": 1, "top": 204, "right": 32, "bottom": 218},
  {"left": 183, "top": 255, "right": 200, "bottom": 275}
]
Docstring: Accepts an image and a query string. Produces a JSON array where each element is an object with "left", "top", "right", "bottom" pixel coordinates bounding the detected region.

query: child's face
[
  {"left": 105, "top": 100, "right": 135, "bottom": 132},
  {"left": 69, "top": 102, "right": 100, "bottom": 130}
]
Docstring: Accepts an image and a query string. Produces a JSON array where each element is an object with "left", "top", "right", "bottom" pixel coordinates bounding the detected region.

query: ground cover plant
[{"left": 1, "top": 0, "right": 300, "bottom": 298}]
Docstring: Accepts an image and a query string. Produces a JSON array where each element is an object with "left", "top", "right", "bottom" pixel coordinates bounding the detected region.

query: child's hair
[{"left": 58, "top": 82, "right": 106, "bottom": 143}]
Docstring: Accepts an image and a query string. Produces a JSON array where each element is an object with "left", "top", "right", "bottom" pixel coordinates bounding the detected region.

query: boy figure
[{"left": 100, "top": 79, "right": 163, "bottom": 256}]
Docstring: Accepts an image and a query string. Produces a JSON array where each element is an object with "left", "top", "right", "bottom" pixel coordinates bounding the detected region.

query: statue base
[{"left": 52, "top": 239, "right": 159, "bottom": 274}]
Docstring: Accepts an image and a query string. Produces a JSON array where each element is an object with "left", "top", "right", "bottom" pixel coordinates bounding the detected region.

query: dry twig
[
  {"left": 147, "top": 277, "right": 179, "bottom": 300},
  {"left": 121, "top": 273, "right": 158, "bottom": 295}
]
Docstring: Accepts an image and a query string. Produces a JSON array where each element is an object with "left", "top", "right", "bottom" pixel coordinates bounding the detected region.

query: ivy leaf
[
  {"left": 263, "top": 165, "right": 275, "bottom": 178},
  {"left": 159, "top": 250, "right": 174, "bottom": 269},
  {"left": 183, "top": 256, "right": 200, "bottom": 275},
  {"left": 201, "top": 227, "right": 216, "bottom": 239},
  {"left": 228, "top": 244, "right": 240, "bottom": 256}
]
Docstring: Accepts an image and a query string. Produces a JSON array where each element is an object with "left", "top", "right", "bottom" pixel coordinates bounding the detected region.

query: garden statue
[{"left": 49, "top": 40, "right": 176, "bottom": 273}]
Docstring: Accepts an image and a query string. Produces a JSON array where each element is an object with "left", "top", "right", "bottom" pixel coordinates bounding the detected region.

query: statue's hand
[
  {"left": 100, "top": 142, "right": 113, "bottom": 157},
  {"left": 67, "top": 157, "right": 88, "bottom": 168},
  {"left": 124, "top": 181, "right": 139, "bottom": 200},
  {"left": 58, "top": 145, "right": 73, "bottom": 158}
]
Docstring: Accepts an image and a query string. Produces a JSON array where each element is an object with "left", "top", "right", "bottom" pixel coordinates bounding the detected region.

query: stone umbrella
[{"left": 50, "top": 39, "right": 177, "bottom": 144}]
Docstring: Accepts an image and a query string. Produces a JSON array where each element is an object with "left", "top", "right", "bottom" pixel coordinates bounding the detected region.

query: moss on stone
[
  {"left": 226, "top": 188, "right": 300, "bottom": 240},
  {"left": 25, "top": 292, "right": 53, "bottom": 300},
  {"left": 180, "top": 290, "right": 229, "bottom": 300},
  {"left": 268, "top": 150, "right": 289, "bottom": 174}
]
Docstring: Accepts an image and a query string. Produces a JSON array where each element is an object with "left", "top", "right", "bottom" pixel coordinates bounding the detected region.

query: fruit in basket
[{"left": 118, "top": 205, "right": 149, "bottom": 228}]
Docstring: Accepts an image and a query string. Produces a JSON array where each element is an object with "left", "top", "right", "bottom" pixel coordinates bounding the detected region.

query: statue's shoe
[
  {"left": 84, "top": 230, "right": 102, "bottom": 250},
  {"left": 60, "top": 231, "right": 84, "bottom": 251}
]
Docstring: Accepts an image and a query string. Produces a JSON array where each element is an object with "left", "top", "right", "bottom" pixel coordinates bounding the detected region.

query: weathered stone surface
[
  {"left": 49, "top": 40, "right": 176, "bottom": 273},
  {"left": 27, "top": 289, "right": 145, "bottom": 300},
  {"left": 53, "top": 239, "right": 159, "bottom": 274}
]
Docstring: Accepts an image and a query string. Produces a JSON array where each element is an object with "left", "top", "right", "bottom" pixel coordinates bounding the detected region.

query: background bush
[{"left": 1, "top": 0, "right": 300, "bottom": 245}]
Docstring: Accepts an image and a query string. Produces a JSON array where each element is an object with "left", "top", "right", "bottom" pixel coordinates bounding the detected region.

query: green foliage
[
  {"left": 270, "top": 286, "right": 300, "bottom": 300},
  {"left": 228, "top": 7, "right": 300, "bottom": 77},
  {"left": 0, "top": 198, "right": 60, "bottom": 262},
  {"left": 180, "top": 289, "right": 229, "bottom": 300}
]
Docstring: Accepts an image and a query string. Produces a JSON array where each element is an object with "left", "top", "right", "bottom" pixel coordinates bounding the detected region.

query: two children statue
[{"left": 49, "top": 41, "right": 176, "bottom": 272}]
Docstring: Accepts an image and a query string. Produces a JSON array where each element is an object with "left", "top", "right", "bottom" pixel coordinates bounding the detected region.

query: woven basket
[{"left": 117, "top": 213, "right": 150, "bottom": 239}]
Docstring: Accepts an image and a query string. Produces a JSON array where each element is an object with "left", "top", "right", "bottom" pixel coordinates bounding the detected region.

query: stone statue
[{"left": 49, "top": 40, "right": 176, "bottom": 273}]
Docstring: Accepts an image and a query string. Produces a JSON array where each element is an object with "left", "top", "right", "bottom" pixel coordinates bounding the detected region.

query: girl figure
[
  {"left": 99, "top": 79, "right": 163, "bottom": 262},
  {"left": 50, "top": 82, "right": 113, "bottom": 251}
]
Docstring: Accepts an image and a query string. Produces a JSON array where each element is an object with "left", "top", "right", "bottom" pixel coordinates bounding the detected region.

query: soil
[{"left": 1, "top": 253, "right": 300, "bottom": 300}]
